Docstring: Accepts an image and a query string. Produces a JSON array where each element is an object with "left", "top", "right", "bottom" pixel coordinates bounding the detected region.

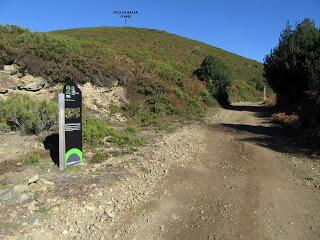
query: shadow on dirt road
[{"left": 219, "top": 104, "right": 314, "bottom": 156}]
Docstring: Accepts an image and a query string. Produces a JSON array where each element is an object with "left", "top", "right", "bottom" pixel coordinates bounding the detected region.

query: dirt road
[
  {"left": 21, "top": 103, "right": 320, "bottom": 240},
  {"left": 111, "top": 103, "right": 320, "bottom": 240}
]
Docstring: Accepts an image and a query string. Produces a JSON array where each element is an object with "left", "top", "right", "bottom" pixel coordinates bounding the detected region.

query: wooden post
[
  {"left": 263, "top": 86, "right": 267, "bottom": 103},
  {"left": 58, "top": 93, "right": 65, "bottom": 170}
]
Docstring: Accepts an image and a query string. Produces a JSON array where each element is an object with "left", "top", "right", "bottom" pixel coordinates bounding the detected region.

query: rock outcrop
[
  {"left": 0, "top": 64, "right": 47, "bottom": 94},
  {"left": 19, "top": 75, "right": 47, "bottom": 92}
]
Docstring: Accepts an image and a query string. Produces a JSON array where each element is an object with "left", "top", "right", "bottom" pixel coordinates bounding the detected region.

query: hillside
[
  {"left": 0, "top": 25, "right": 266, "bottom": 122},
  {"left": 52, "top": 27, "right": 265, "bottom": 101}
]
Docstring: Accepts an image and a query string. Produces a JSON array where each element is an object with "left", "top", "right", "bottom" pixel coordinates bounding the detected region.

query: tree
[
  {"left": 264, "top": 18, "right": 320, "bottom": 105},
  {"left": 264, "top": 18, "right": 320, "bottom": 146},
  {"left": 195, "top": 55, "right": 231, "bottom": 105}
]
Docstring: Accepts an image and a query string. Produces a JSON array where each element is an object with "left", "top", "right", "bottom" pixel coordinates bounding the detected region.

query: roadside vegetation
[
  {"left": 22, "top": 152, "right": 44, "bottom": 165},
  {"left": 0, "top": 94, "right": 57, "bottom": 134},
  {"left": 0, "top": 93, "right": 142, "bottom": 166},
  {"left": 264, "top": 18, "right": 320, "bottom": 146},
  {"left": 83, "top": 117, "right": 142, "bottom": 147},
  {"left": 194, "top": 55, "right": 231, "bottom": 106}
]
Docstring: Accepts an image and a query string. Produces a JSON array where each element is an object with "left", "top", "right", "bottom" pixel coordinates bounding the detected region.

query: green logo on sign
[
  {"left": 65, "top": 85, "right": 71, "bottom": 94},
  {"left": 65, "top": 148, "right": 83, "bottom": 165}
]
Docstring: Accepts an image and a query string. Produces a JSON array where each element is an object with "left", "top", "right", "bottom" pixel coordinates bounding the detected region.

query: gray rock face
[
  {"left": 19, "top": 75, "right": 47, "bottom": 91},
  {"left": 0, "top": 68, "right": 47, "bottom": 94},
  {"left": 0, "top": 72, "right": 21, "bottom": 93}
]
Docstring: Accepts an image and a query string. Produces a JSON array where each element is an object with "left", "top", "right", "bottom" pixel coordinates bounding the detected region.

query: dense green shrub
[
  {"left": 83, "top": 117, "right": 143, "bottom": 147},
  {"left": 264, "top": 18, "right": 320, "bottom": 146},
  {"left": 0, "top": 95, "right": 57, "bottom": 134},
  {"left": 264, "top": 18, "right": 320, "bottom": 105},
  {"left": 195, "top": 55, "right": 231, "bottom": 105}
]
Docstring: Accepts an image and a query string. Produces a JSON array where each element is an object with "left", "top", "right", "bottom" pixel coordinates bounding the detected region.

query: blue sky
[{"left": 0, "top": 0, "right": 319, "bottom": 62}]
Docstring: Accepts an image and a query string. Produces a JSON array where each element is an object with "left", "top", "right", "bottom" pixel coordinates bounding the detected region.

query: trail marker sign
[
  {"left": 113, "top": 10, "right": 139, "bottom": 26},
  {"left": 63, "top": 83, "right": 83, "bottom": 167}
]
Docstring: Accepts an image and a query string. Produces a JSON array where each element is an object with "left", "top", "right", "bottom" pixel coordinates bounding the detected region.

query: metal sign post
[
  {"left": 263, "top": 86, "right": 267, "bottom": 102},
  {"left": 58, "top": 93, "right": 65, "bottom": 170}
]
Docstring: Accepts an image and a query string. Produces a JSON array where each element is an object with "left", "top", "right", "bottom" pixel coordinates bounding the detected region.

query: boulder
[
  {"left": 28, "top": 176, "right": 55, "bottom": 192},
  {"left": 19, "top": 75, "right": 47, "bottom": 91},
  {"left": 3, "top": 64, "right": 18, "bottom": 75},
  {"left": 0, "top": 88, "right": 8, "bottom": 94},
  {"left": 0, "top": 72, "right": 21, "bottom": 93},
  {"left": 28, "top": 175, "right": 39, "bottom": 184}
]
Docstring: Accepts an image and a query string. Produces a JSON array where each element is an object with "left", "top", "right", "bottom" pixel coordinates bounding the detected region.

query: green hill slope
[
  {"left": 0, "top": 25, "right": 265, "bottom": 121},
  {"left": 53, "top": 27, "right": 265, "bottom": 101}
]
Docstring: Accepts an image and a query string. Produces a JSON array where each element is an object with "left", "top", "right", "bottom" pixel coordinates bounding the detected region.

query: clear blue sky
[{"left": 0, "top": 0, "right": 319, "bottom": 62}]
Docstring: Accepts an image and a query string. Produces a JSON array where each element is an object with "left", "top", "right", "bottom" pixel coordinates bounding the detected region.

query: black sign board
[{"left": 63, "top": 82, "right": 82, "bottom": 166}]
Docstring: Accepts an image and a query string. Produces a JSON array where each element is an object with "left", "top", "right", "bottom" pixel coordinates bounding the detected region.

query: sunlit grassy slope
[{"left": 52, "top": 27, "right": 265, "bottom": 102}]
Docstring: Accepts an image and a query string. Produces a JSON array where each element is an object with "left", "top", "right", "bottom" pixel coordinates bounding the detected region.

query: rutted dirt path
[
  {"left": 14, "top": 103, "right": 320, "bottom": 240},
  {"left": 110, "top": 103, "right": 320, "bottom": 240}
]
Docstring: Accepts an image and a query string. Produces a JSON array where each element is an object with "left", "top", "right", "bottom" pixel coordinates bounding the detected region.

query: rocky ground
[
  {"left": 0, "top": 116, "right": 205, "bottom": 239},
  {"left": 1, "top": 102, "right": 320, "bottom": 240}
]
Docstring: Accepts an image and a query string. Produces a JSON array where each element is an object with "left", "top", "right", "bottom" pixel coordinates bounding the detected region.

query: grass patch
[
  {"left": 125, "top": 158, "right": 138, "bottom": 165},
  {"left": 23, "top": 153, "right": 41, "bottom": 165},
  {"left": 83, "top": 117, "right": 143, "bottom": 148},
  {"left": 122, "top": 146, "right": 138, "bottom": 155},
  {"left": 65, "top": 165, "right": 82, "bottom": 174},
  {"left": 34, "top": 207, "right": 50, "bottom": 214},
  {"left": 90, "top": 150, "right": 108, "bottom": 164},
  {"left": 136, "top": 152, "right": 145, "bottom": 157}
]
